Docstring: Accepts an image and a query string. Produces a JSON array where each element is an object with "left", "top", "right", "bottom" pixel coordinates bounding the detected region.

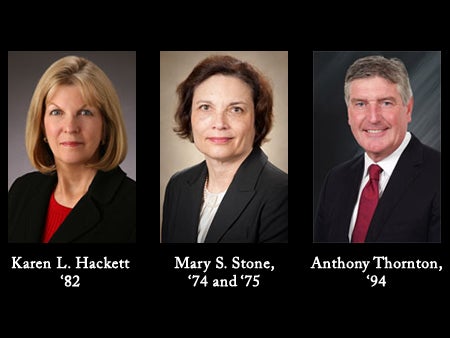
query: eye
[
  {"left": 80, "top": 109, "right": 94, "bottom": 116},
  {"left": 199, "top": 104, "right": 210, "bottom": 111},
  {"left": 355, "top": 102, "right": 365, "bottom": 107},
  {"left": 49, "top": 109, "right": 61, "bottom": 116},
  {"left": 381, "top": 101, "right": 393, "bottom": 107},
  {"left": 230, "top": 106, "right": 243, "bottom": 113}
]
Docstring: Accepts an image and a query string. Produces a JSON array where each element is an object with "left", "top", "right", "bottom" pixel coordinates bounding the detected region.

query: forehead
[
  {"left": 47, "top": 84, "right": 97, "bottom": 107},
  {"left": 194, "top": 74, "right": 252, "bottom": 97},
  {"left": 48, "top": 84, "right": 81, "bottom": 98},
  {"left": 349, "top": 76, "right": 400, "bottom": 97}
]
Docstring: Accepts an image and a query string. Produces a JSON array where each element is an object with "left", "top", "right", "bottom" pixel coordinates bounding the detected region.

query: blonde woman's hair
[{"left": 25, "top": 55, "right": 128, "bottom": 174}]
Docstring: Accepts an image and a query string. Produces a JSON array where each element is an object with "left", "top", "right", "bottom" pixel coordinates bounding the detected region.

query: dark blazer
[
  {"left": 162, "top": 147, "right": 288, "bottom": 243},
  {"left": 314, "top": 134, "right": 440, "bottom": 243},
  {"left": 8, "top": 166, "right": 136, "bottom": 243}
]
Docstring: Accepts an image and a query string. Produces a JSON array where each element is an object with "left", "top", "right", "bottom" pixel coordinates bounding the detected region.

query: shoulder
[
  {"left": 420, "top": 142, "right": 440, "bottom": 176},
  {"left": 8, "top": 172, "right": 55, "bottom": 208},
  {"left": 167, "top": 161, "right": 206, "bottom": 186},
  {"left": 89, "top": 167, "right": 136, "bottom": 203},
  {"left": 257, "top": 162, "right": 288, "bottom": 203},
  {"left": 249, "top": 150, "right": 288, "bottom": 194},
  {"left": 246, "top": 147, "right": 287, "bottom": 181},
  {"left": 261, "top": 161, "right": 288, "bottom": 186},
  {"left": 120, "top": 168, "right": 136, "bottom": 189},
  {"left": 12, "top": 171, "right": 49, "bottom": 183},
  {"left": 120, "top": 175, "right": 136, "bottom": 195},
  {"left": 316, "top": 155, "right": 364, "bottom": 191},
  {"left": 421, "top": 142, "right": 440, "bottom": 161},
  {"left": 407, "top": 134, "right": 440, "bottom": 167},
  {"left": 97, "top": 166, "right": 135, "bottom": 183},
  {"left": 9, "top": 171, "right": 54, "bottom": 192},
  {"left": 328, "top": 155, "right": 363, "bottom": 177}
]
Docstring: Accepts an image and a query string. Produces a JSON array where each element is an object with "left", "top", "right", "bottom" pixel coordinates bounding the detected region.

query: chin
[{"left": 206, "top": 150, "right": 233, "bottom": 160}]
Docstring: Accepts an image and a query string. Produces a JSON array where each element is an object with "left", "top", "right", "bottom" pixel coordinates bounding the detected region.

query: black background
[{"left": 6, "top": 47, "right": 448, "bottom": 305}]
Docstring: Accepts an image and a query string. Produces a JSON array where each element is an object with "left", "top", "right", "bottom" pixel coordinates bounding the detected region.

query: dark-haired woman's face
[{"left": 191, "top": 74, "right": 255, "bottom": 164}]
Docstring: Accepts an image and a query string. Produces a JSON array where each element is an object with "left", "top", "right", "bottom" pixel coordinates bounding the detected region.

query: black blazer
[
  {"left": 8, "top": 166, "right": 136, "bottom": 243},
  {"left": 162, "top": 147, "right": 288, "bottom": 243},
  {"left": 314, "top": 134, "right": 440, "bottom": 243}
]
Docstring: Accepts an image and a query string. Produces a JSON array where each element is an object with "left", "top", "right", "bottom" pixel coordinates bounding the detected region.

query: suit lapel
[
  {"left": 366, "top": 135, "right": 423, "bottom": 242},
  {"left": 204, "top": 147, "right": 266, "bottom": 243},
  {"left": 49, "top": 168, "right": 125, "bottom": 242},
  {"left": 179, "top": 165, "right": 207, "bottom": 242},
  {"left": 329, "top": 157, "right": 364, "bottom": 242},
  {"left": 49, "top": 195, "right": 101, "bottom": 242},
  {"left": 204, "top": 183, "right": 255, "bottom": 243},
  {"left": 24, "top": 176, "right": 56, "bottom": 242}
]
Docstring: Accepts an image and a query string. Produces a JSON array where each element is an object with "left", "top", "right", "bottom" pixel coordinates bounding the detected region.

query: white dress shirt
[{"left": 348, "top": 132, "right": 412, "bottom": 242}]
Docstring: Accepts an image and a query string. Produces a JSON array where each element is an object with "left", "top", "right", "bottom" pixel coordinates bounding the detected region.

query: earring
[{"left": 43, "top": 137, "right": 48, "bottom": 143}]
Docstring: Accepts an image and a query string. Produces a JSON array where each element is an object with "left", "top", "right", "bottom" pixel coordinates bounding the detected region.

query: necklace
[{"left": 203, "top": 176, "right": 208, "bottom": 202}]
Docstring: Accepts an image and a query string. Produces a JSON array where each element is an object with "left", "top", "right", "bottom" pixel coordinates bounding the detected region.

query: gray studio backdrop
[
  {"left": 160, "top": 51, "right": 289, "bottom": 233},
  {"left": 313, "top": 51, "right": 441, "bottom": 226},
  {"left": 8, "top": 51, "right": 136, "bottom": 190}
]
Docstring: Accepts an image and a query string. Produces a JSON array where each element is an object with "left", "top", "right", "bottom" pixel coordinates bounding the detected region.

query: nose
[
  {"left": 212, "top": 111, "right": 229, "bottom": 130},
  {"left": 367, "top": 103, "right": 381, "bottom": 123},
  {"left": 64, "top": 115, "right": 80, "bottom": 133}
]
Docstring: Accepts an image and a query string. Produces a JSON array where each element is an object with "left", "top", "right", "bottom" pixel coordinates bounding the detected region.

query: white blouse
[{"left": 197, "top": 187, "right": 226, "bottom": 243}]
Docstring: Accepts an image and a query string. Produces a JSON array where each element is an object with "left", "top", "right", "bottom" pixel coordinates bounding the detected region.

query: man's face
[{"left": 347, "top": 76, "right": 413, "bottom": 162}]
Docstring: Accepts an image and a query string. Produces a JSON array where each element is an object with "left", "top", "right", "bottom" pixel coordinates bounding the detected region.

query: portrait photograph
[
  {"left": 8, "top": 51, "right": 136, "bottom": 243},
  {"left": 160, "top": 51, "right": 288, "bottom": 243},
  {"left": 313, "top": 51, "right": 441, "bottom": 243}
]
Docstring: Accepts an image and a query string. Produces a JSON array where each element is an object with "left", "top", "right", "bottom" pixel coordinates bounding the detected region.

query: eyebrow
[
  {"left": 46, "top": 103, "right": 93, "bottom": 110},
  {"left": 350, "top": 96, "right": 398, "bottom": 103},
  {"left": 194, "top": 100, "right": 249, "bottom": 106},
  {"left": 228, "top": 101, "right": 248, "bottom": 106}
]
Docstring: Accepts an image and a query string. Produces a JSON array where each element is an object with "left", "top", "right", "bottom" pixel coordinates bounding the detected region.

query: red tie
[{"left": 352, "top": 164, "right": 383, "bottom": 243}]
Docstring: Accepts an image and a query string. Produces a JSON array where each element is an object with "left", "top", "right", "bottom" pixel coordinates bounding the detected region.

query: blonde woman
[{"left": 8, "top": 55, "right": 136, "bottom": 243}]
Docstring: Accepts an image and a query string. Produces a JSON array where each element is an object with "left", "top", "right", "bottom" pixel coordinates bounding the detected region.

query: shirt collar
[{"left": 363, "top": 131, "right": 412, "bottom": 178}]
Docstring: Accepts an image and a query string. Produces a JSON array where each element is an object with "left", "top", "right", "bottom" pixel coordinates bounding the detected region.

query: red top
[{"left": 41, "top": 191, "right": 72, "bottom": 243}]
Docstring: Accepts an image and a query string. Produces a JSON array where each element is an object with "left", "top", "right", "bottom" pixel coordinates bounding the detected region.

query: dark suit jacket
[
  {"left": 162, "top": 147, "right": 288, "bottom": 243},
  {"left": 8, "top": 166, "right": 136, "bottom": 243},
  {"left": 314, "top": 134, "right": 440, "bottom": 243}
]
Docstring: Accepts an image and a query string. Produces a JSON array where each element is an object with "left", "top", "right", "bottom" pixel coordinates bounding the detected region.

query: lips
[
  {"left": 207, "top": 137, "right": 232, "bottom": 144},
  {"left": 60, "top": 141, "right": 83, "bottom": 147},
  {"left": 363, "top": 127, "right": 388, "bottom": 135}
]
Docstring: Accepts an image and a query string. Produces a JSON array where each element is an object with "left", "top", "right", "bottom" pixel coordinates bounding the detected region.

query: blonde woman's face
[{"left": 43, "top": 85, "right": 103, "bottom": 168}]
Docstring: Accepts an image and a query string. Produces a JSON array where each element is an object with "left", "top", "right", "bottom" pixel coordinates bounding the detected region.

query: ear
[{"left": 405, "top": 97, "right": 414, "bottom": 122}]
